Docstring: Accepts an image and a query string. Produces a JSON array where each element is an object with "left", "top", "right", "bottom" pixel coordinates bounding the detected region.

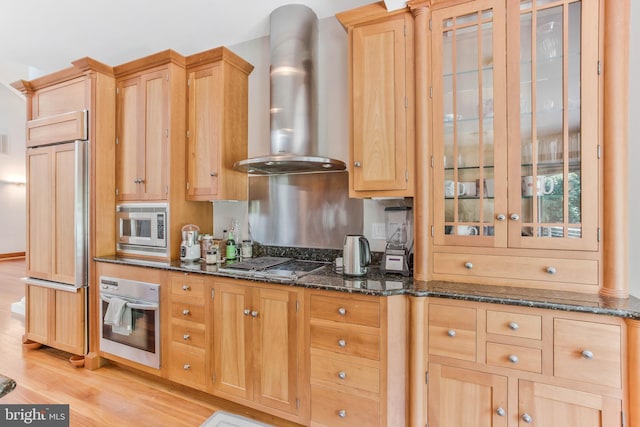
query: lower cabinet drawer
[
  {"left": 311, "top": 355, "right": 379, "bottom": 393},
  {"left": 171, "top": 302, "right": 205, "bottom": 323},
  {"left": 433, "top": 252, "right": 598, "bottom": 286},
  {"left": 486, "top": 310, "right": 542, "bottom": 340},
  {"left": 310, "top": 324, "right": 380, "bottom": 360},
  {"left": 486, "top": 342, "right": 542, "bottom": 373},
  {"left": 554, "top": 318, "right": 622, "bottom": 388},
  {"left": 168, "top": 343, "right": 206, "bottom": 388},
  {"left": 171, "top": 321, "right": 205, "bottom": 349},
  {"left": 311, "top": 385, "right": 379, "bottom": 427},
  {"left": 428, "top": 304, "right": 477, "bottom": 362}
]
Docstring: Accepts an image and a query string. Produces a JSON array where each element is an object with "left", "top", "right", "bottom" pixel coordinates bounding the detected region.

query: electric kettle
[{"left": 343, "top": 234, "right": 371, "bottom": 276}]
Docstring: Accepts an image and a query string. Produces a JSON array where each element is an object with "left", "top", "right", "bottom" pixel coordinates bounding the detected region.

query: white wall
[
  {"left": 0, "top": 84, "right": 26, "bottom": 254},
  {"left": 628, "top": 1, "right": 640, "bottom": 297}
]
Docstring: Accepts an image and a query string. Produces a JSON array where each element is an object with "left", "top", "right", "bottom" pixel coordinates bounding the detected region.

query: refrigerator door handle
[{"left": 74, "top": 137, "right": 88, "bottom": 288}]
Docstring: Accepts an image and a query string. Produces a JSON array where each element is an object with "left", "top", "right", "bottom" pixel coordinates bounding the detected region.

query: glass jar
[{"left": 241, "top": 240, "right": 253, "bottom": 258}]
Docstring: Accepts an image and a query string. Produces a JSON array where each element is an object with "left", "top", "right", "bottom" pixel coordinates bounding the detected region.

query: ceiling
[{"left": 0, "top": 0, "right": 375, "bottom": 91}]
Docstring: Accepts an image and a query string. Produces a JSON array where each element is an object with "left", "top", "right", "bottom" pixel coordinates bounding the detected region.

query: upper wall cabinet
[
  {"left": 114, "top": 50, "right": 186, "bottom": 202},
  {"left": 185, "top": 48, "right": 253, "bottom": 201},
  {"left": 337, "top": 3, "right": 415, "bottom": 198},
  {"left": 429, "top": 0, "right": 601, "bottom": 292}
]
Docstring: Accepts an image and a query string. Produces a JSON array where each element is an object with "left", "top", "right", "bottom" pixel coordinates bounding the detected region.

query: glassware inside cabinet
[{"left": 518, "top": 1, "right": 583, "bottom": 240}]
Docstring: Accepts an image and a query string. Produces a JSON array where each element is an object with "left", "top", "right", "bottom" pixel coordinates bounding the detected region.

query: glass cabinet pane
[
  {"left": 440, "top": 9, "right": 497, "bottom": 239},
  {"left": 519, "top": 1, "right": 583, "bottom": 241}
]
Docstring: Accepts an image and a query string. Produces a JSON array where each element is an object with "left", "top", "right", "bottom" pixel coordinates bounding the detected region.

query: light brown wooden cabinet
[
  {"left": 116, "top": 65, "right": 171, "bottom": 201},
  {"left": 424, "top": 299, "right": 624, "bottom": 427},
  {"left": 212, "top": 278, "right": 306, "bottom": 424},
  {"left": 429, "top": 0, "right": 602, "bottom": 292},
  {"left": 308, "top": 290, "right": 407, "bottom": 427},
  {"left": 26, "top": 143, "right": 78, "bottom": 284},
  {"left": 167, "top": 273, "right": 209, "bottom": 391},
  {"left": 25, "top": 284, "right": 86, "bottom": 355},
  {"left": 185, "top": 48, "right": 253, "bottom": 201},
  {"left": 337, "top": 3, "right": 415, "bottom": 198},
  {"left": 113, "top": 50, "right": 212, "bottom": 261}
]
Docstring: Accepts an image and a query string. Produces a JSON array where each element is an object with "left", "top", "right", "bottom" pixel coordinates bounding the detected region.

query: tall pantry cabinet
[{"left": 12, "top": 59, "right": 117, "bottom": 356}]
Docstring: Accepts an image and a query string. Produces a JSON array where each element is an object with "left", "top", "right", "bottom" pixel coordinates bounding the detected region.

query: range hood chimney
[{"left": 234, "top": 4, "right": 346, "bottom": 174}]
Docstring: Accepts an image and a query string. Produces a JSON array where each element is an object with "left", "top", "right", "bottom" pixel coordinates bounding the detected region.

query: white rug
[{"left": 200, "top": 411, "right": 273, "bottom": 427}]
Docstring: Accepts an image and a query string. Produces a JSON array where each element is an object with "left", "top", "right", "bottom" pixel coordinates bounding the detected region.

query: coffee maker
[
  {"left": 380, "top": 206, "right": 413, "bottom": 276},
  {"left": 180, "top": 224, "right": 201, "bottom": 262}
]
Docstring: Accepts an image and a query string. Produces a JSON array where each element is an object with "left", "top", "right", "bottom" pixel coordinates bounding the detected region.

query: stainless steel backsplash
[{"left": 248, "top": 171, "right": 363, "bottom": 249}]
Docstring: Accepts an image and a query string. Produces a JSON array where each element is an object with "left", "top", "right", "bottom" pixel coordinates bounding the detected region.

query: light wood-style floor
[{"left": 0, "top": 259, "right": 300, "bottom": 426}]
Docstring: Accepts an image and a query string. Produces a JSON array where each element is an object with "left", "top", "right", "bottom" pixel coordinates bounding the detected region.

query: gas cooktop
[{"left": 218, "top": 256, "right": 329, "bottom": 281}]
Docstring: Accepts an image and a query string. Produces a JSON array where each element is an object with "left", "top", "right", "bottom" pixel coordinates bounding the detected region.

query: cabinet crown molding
[
  {"left": 185, "top": 46, "right": 254, "bottom": 75},
  {"left": 11, "top": 57, "right": 113, "bottom": 93},
  {"left": 336, "top": 1, "right": 408, "bottom": 29},
  {"left": 114, "top": 49, "right": 186, "bottom": 77}
]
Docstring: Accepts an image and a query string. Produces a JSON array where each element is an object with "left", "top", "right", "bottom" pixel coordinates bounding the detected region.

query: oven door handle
[{"left": 100, "top": 295, "right": 159, "bottom": 311}]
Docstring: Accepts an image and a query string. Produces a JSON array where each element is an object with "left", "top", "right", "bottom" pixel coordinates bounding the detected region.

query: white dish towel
[{"left": 104, "top": 297, "right": 132, "bottom": 336}]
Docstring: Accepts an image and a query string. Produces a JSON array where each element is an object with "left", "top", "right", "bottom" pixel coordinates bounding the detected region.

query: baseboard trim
[{"left": 0, "top": 252, "right": 26, "bottom": 261}]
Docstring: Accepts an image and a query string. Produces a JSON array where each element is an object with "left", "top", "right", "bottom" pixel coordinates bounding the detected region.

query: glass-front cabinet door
[
  {"left": 432, "top": 0, "right": 599, "bottom": 252},
  {"left": 432, "top": 0, "right": 507, "bottom": 247}
]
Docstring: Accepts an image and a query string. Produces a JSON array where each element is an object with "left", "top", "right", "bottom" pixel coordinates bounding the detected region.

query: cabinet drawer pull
[
  {"left": 546, "top": 266, "right": 557, "bottom": 275},
  {"left": 496, "top": 407, "right": 506, "bottom": 417},
  {"left": 581, "top": 350, "right": 594, "bottom": 359},
  {"left": 522, "top": 413, "right": 532, "bottom": 423},
  {"left": 182, "top": 309, "right": 190, "bottom": 316},
  {"left": 338, "top": 307, "right": 347, "bottom": 316},
  {"left": 508, "top": 322, "right": 519, "bottom": 331},
  {"left": 510, "top": 213, "right": 520, "bottom": 221},
  {"left": 496, "top": 214, "right": 506, "bottom": 221},
  {"left": 182, "top": 284, "right": 190, "bottom": 291},
  {"left": 447, "top": 329, "right": 456, "bottom": 337},
  {"left": 338, "top": 410, "right": 347, "bottom": 418},
  {"left": 183, "top": 334, "right": 191, "bottom": 341},
  {"left": 338, "top": 371, "right": 346, "bottom": 380},
  {"left": 464, "top": 262, "right": 473, "bottom": 269},
  {"left": 508, "top": 354, "right": 519, "bottom": 364},
  {"left": 210, "top": 172, "right": 218, "bottom": 177},
  {"left": 338, "top": 339, "right": 347, "bottom": 348},
  {"left": 183, "top": 364, "right": 191, "bottom": 370}
]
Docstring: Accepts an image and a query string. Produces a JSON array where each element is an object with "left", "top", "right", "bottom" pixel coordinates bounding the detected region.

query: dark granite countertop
[
  {"left": 0, "top": 374, "right": 16, "bottom": 398},
  {"left": 95, "top": 255, "right": 640, "bottom": 319}
]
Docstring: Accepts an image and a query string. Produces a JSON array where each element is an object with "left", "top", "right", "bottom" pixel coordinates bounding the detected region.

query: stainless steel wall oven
[{"left": 99, "top": 276, "right": 160, "bottom": 369}]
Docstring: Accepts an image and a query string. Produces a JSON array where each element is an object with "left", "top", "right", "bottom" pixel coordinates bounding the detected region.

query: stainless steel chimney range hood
[{"left": 234, "top": 4, "right": 346, "bottom": 175}]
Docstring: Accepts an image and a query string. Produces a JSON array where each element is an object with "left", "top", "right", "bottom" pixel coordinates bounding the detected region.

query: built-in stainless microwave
[{"left": 116, "top": 203, "right": 168, "bottom": 257}]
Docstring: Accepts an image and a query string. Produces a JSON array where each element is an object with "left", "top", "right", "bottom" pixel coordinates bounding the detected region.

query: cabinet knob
[
  {"left": 508, "top": 322, "right": 519, "bottom": 331},
  {"left": 182, "top": 284, "right": 190, "bottom": 291},
  {"left": 496, "top": 407, "right": 506, "bottom": 417},
  {"left": 581, "top": 349, "right": 594, "bottom": 359},
  {"left": 522, "top": 413, "right": 533, "bottom": 423},
  {"left": 251, "top": 310, "right": 259, "bottom": 318},
  {"left": 338, "top": 339, "right": 347, "bottom": 348},
  {"left": 183, "top": 334, "right": 191, "bottom": 341},
  {"left": 338, "top": 307, "right": 347, "bottom": 316},
  {"left": 183, "top": 364, "right": 191, "bottom": 371},
  {"left": 244, "top": 309, "right": 251, "bottom": 316},
  {"left": 338, "top": 371, "right": 347, "bottom": 380},
  {"left": 508, "top": 354, "right": 519, "bottom": 364},
  {"left": 338, "top": 410, "right": 347, "bottom": 418},
  {"left": 210, "top": 172, "right": 218, "bottom": 177},
  {"left": 447, "top": 329, "right": 456, "bottom": 337},
  {"left": 510, "top": 213, "right": 520, "bottom": 221},
  {"left": 546, "top": 266, "right": 557, "bottom": 275},
  {"left": 182, "top": 309, "right": 190, "bottom": 316},
  {"left": 354, "top": 161, "right": 362, "bottom": 168},
  {"left": 464, "top": 262, "right": 473, "bottom": 269},
  {"left": 134, "top": 178, "right": 140, "bottom": 184},
  {"left": 496, "top": 214, "right": 506, "bottom": 221}
]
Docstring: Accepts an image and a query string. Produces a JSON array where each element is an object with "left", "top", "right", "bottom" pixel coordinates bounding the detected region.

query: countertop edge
[{"left": 94, "top": 257, "right": 640, "bottom": 319}]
